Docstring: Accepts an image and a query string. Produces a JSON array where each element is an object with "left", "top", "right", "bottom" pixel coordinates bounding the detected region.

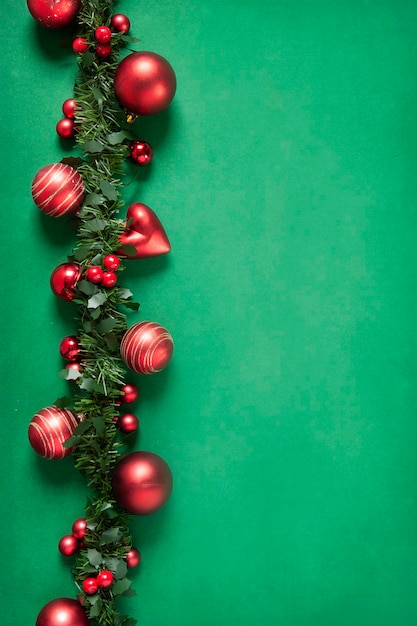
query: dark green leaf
[
  {"left": 112, "top": 578, "right": 132, "bottom": 597},
  {"left": 53, "top": 396, "right": 72, "bottom": 408},
  {"left": 122, "top": 301, "right": 140, "bottom": 311},
  {"left": 100, "top": 527, "right": 122, "bottom": 545},
  {"left": 122, "top": 587, "right": 137, "bottom": 598},
  {"left": 83, "top": 321, "right": 93, "bottom": 332},
  {"left": 104, "top": 333, "right": 119, "bottom": 352},
  {"left": 91, "top": 253, "right": 103, "bottom": 265},
  {"left": 73, "top": 420, "right": 92, "bottom": 436},
  {"left": 79, "top": 377, "right": 95, "bottom": 391},
  {"left": 91, "top": 86, "right": 104, "bottom": 111},
  {"left": 88, "top": 292, "right": 106, "bottom": 309},
  {"left": 118, "top": 288, "right": 133, "bottom": 300},
  {"left": 93, "top": 417, "right": 106, "bottom": 435},
  {"left": 84, "top": 139, "right": 105, "bottom": 154},
  {"left": 121, "top": 244, "right": 137, "bottom": 256},
  {"left": 77, "top": 280, "right": 99, "bottom": 296},
  {"left": 100, "top": 502, "right": 113, "bottom": 511},
  {"left": 84, "top": 218, "right": 108, "bottom": 232},
  {"left": 59, "top": 368, "right": 82, "bottom": 381},
  {"left": 121, "top": 35, "right": 140, "bottom": 44},
  {"left": 100, "top": 179, "right": 118, "bottom": 201},
  {"left": 97, "top": 317, "right": 117, "bottom": 333},
  {"left": 107, "top": 131, "right": 130, "bottom": 145},
  {"left": 89, "top": 598, "right": 103, "bottom": 618},
  {"left": 63, "top": 435, "right": 80, "bottom": 448},
  {"left": 115, "top": 559, "right": 128, "bottom": 580},
  {"left": 84, "top": 193, "right": 106, "bottom": 208},
  {"left": 74, "top": 245, "right": 92, "bottom": 261},
  {"left": 90, "top": 306, "right": 102, "bottom": 320},
  {"left": 81, "top": 51, "right": 95, "bottom": 67},
  {"left": 60, "top": 156, "right": 84, "bottom": 168},
  {"left": 87, "top": 548, "right": 103, "bottom": 567}
]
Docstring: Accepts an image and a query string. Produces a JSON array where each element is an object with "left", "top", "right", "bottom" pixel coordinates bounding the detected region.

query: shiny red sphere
[
  {"left": 121, "top": 321, "right": 174, "bottom": 374},
  {"left": 97, "top": 570, "right": 114, "bottom": 588},
  {"left": 59, "top": 336, "right": 80, "bottom": 361},
  {"left": 27, "top": 0, "right": 81, "bottom": 29},
  {"left": 31, "top": 163, "right": 85, "bottom": 217},
  {"left": 28, "top": 406, "right": 79, "bottom": 460},
  {"left": 58, "top": 535, "right": 79, "bottom": 556},
  {"left": 120, "top": 383, "right": 139, "bottom": 404},
  {"left": 118, "top": 413, "right": 139, "bottom": 434},
  {"left": 103, "top": 254, "right": 121, "bottom": 270},
  {"left": 72, "top": 518, "right": 87, "bottom": 539},
  {"left": 96, "top": 43, "right": 112, "bottom": 58},
  {"left": 82, "top": 577, "right": 98, "bottom": 595},
  {"left": 126, "top": 547, "right": 141, "bottom": 568},
  {"left": 111, "top": 13, "right": 130, "bottom": 33},
  {"left": 102, "top": 271, "right": 117, "bottom": 288},
  {"left": 62, "top": 98, "right": 77, "bottom": 119},
  {"left": 50, "top": 263, "right": 81, "bottom": 301},
  {"left": 112, "top": 451, "right": 173, "bottom": 515},
  {"left": 114, "top": 51, "right": 176, "bottom": 116},
  {"left": 36, "top": 598, "right": 88, "bottom": 626},
  {"left": 129, "top": 140, "right": 153, "bottom": 166},
  {"left": 95, "top": 25, "right": 112, "bottom": 43},
  {"left": 56, "top": 118, "right": 75, "bottom": 139},
  {"left": 86, "top": 265, "right": 103, "bottom": 283},
  {"left": 72, "top": 37, "right": 88, "bottom": 53}
]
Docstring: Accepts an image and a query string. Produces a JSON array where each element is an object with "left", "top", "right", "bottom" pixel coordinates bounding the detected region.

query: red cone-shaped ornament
[
  {"left": 114, "top": 51, "right": 176, "bottom": 116},
  {"left": 119, "top": 203, "right": 171, "bottom": 259},
  {"left": 28, "top": 406, "right": 79, "bottom": 460},
  {"left": 120, "top": 321, "right": 174, "bottom": 374},
  {"left": 112, "top": 451, "right": 173, "bottom": 515},
  {"left": 27, "top": 0, "right": 81, "bottom": 29},
  {"left": 36, "top": 597, "right": 88, "bottom": 626},
  {"left": 31, "top": 163, "right": 85, "bottom": 217}
]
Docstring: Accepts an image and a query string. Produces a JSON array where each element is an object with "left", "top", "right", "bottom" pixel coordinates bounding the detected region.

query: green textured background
[{"left": 1, "top": 0, "right": 417, "bottom": 624}]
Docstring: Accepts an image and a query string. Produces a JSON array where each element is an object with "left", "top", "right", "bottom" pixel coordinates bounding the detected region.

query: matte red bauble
[
  {"left": 114, "top": 51, "right": 176, "bottom": 116},
  {"left": 119, "top": 203, "right": 171, "bottom": 259},
  {"left": 129, "top": 140, "right": 153, "bottom": 166},
  {"left": 62, "top": 98, "right": 77, "bottom": 119},
  {"left": 112, "top": 451, "right": 173, "bottom": 515},
  {"left": 31, "top": 163, "right": 85, "bottom": 217},
  {"left": 36, "top": 597, "right": 88, "bottom": 626},
  {"left": 72, "top": 518, "right": 87, "bottom": 539},
  {"left": 56, "top": 118, "right": 75, "bottom": 139},
  {"left": 111, "top": 13, "right": 130, "bottom": 33},
  {"left": 50, "top": 263, "right": 81, "bottom": 301},
  {"left": 126, "top": 547, "right": 141, "bottom": 568},
  {"left": 28, "top": 406, "right": 79, "bottom": 460},
  {"left": 27, "top": 0, "right": 81, "bottom": 29},
  {"left": 118, "top": 413, "right": 139, "bottom": 434},
  {"left": 58, "top": 535, "right": 79, "bottom": 556},
  {"left": 120, "top": 321, "right": 174, "bottom": 374},
  {"left": 59, "top": 336, "right": 80, "bottom": 361}
]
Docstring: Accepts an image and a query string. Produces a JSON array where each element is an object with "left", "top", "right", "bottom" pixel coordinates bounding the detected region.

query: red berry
[
  {"left": 86, "top": 266, "right": 103, "bottom": 283},
  {"left": 118, "top": 413, "right": 139, "bottom": 434},
  {"left": 111, "top": 13, "right": 131, "bottom": 33},
  {"left": 59, "top": 336, "right": 80, "bottom": 361},
  {"left": 72, "top": 37, "right": 89, "bottom": 54},
  {"left": 103, "top": 254, "right": 121, "bottom": 271},
  {"left": 66, "top": 362, "right": 83, "bottom": 374},
  {"left": 95, "top": 25, "right": 112, "bottom": 43},
  {"left": 95, "top": 43, "right": 112, "bottom": 58},
  {"left": 58, "top": 535, "right": 79, "bottom": 557},
  {"left": 56, "top": 118, "right": 75, "bottom": 139},
  {"left": 72, "top": 518, "right": 87, "bottom": 539},
  {"left": 119, "top": 383, "right": 139, "bottom": 404},
  {"left": 97, "top": 570, "right": 114, "bottom": 589},
  {"left": 62, "top": 98, "right": 77, "bottom": 119},
  {"left": 83, "top": 577, "right": 99, "bottom": 595},
  {"left": 126, "top": 547, "right": 141, "bottom": 568},
  {"left": 102, "top": 271, "right": 117, "bottom": 288}
]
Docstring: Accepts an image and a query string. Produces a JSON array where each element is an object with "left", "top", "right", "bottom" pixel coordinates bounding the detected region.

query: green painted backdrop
[{"left": 1, "top": 1, "right": 417, "bottom": 624}]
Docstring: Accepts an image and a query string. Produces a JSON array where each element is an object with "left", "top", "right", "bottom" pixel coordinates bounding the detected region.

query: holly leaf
[
  {"left": 104, "top": 333, "right": 119, "bottom": 352},
  {"left": 84, "top": 193, "right": 106, "bottom": 208},
  {"left": 93, "top": 417, "right": 106, "bottom": 435},
  {"left": 84, "top": 218, "right": 108, "bottom": 232},
  {"left": 91, "top": 86, "right": 104, "bottom": 111},
  {"left": 73, "top": 420, "right": 92, "bottom": 436},
  {"left": 60, "top": 156, "right": 84, "bottom": 168},
  {"left": 77, "top": 280, "right": 99, "bottom": 296},
  {"left": 118, "top": 288, "right": 133, "bottom": 300},
  {"left": 100, "top": 527, "right": 122, "bottom": 545},
  {"left": 74, "top": 245, "right": 92, "bottom": 262},
  {"left": 63, "top": 435, "right": 80, "bottom": 448},
  {"left": 87, "top": 548, "right": 103, "bottom": 567},
  {"left": 59, "top": 368, "right": 82, "bottom": 381},
  {"left": 97, "top": 317, "right": 117, "bottom": 333},
  {"left": 84, "top": 139, "right": 105, "bottom": 154},
  {"left": 81, "top": 50, "right": 95, "bottom": 67},
  {"left": 90, "top": 306, "right": 102, "bottom": 320},
  {"left": 115, "top": 559, "right": 128, "bottom": 580},
  {"left": 107, "top": 130, "right": 131, "bottom": 145},
  {"left": 91, "top": 253, "right": 103, "bottom": 265},
  {"left": 88, "top": 292, "right": 106, "bottom": 309},
  {"left": 121, "top": 35, "right": 140, "bottom": 44},
  {"left": 83, "top": 321, "right": 93, "bottom": 333},
  {"left": 79, "top": 377, "right": 95, "bottom": 391},
  {"left": 89, "top": 598, "right": 103, "bottom": 618},
  {"left": 122, "top": 301, "right": 140, "bottom": 311},
  {"left": 112, "top": 578, "right": 133, "bottom": 597},
  {"left": 120, "top": 244, "right": 138, "bottom": 257},
  {"left": 100, "top": 502, "right": 113, "bottom": 512},
  {"left": 100, "top": 179, "right": 118, "bottom": 202},
  {"left": 53, "top": 396, "right": 72, "bottom": 408}
]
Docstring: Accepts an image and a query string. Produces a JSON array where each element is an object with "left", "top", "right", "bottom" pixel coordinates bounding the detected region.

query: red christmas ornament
[
  {"left": 119, "top": 383, "right": 139, "bottom": 404},
  {"left": 86, "top": 266, "right": 103, "bottom": 283},
  {"left": 119, "top": 203, "right": 171, "bottom": 259},
  {"left": 66, "top": 362, "right": 82, "bottom": 375},
  {"left": 95, "top": 25, "right": 112, "bottom": 43},
  {"left": 58, "top": 535, "right": 79, "bottom": 557},
  {"left": 96, "top": 43, "right": 112, "bottom": 59},
  {"left": 129, "top": 140, "right": 153, "bottom": 166},
  {"left": 114, "top": 51, "right": 176, "bottom": 116},
  {"left": 120, "top": 321, "right": 174, "bottom": 374},
  {"left": 36, "top": 597, "right": 88, "bottom": 626},
  {"left": 82, "top": 578, "right": 98, "bottom": 595},
  {"left": 118, "top": 413, "right": 139, "bottom": 434},
  {"left": 27, "top": 0, "right": 81, "bottom": 29},
  {"left": 111, "top": 13, "right": 131, "bottom": 33},
  {"left": 59, "top": 336, "right": 80, "bottom": 361},
  {"left": 28, "top": 406, "right": 79, "bottom": 460},
  {"left": 72, "top": 37, "right": 89, "bottom": 54},
  {"left": 56, "top": 118, "right": 75, "bottom": 139},
  {"left": 62, "top": 98, "right": 77, "bottom": 119},
  {"left": 126, "top": 547, "right": 141, "bottom": 568},
  {"left": 112, "top": 451, "right": 173, "bottom": 515},
  {"left": 97, "top": 570, "right": 114, "bottom": 588},
  {"left": 103, "top": 254, "right": 121, "bottom": 270},
  {"left": 72, "top": 518, "right": 87, "bottom": 539},
  {"left": 101, "top": 271, "right": 117, "bottom": 288},
  {"left": 50, "top": 263, "right": 81, "bottom": 301},
  {"left": 31, "top": 163, "right": 85, "bottom": 217}
]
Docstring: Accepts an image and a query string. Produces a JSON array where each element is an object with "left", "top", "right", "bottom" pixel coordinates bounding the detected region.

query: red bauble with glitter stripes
[
  {"left": 120, "top": 321, "right": 174, "bottom": 374},
  {"left": 27, "top": 0, "right": 81, "bottom": 29},
  {"left": 28, "top": 406, "right": 79, "bottom": 460},
  {"left": 31, "top": 163, "right": 85, "bottom": 217}
]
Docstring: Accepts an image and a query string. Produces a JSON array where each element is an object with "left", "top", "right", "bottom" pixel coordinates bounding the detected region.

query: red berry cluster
[
  {"left": 72, "top": 14, "right": 130, "bottom": 58},
  {"left": 56, "top": 98, "right": 77, "bottom": 139},
  {"left": 83, "top": 570, "right": 114, "bottom": 595},
  {"left": 86, "top": 254, "right": 121, "bottom": 288},
  {"left": 58, "top": 518, "right": 87, "bottom": 557}
]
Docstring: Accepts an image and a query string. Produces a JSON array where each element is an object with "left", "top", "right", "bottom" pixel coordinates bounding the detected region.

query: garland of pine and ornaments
[{"left": 26, "top": 1, "right": 177, "bottom": 624}]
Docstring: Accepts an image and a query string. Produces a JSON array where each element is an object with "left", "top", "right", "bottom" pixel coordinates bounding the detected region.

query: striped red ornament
[
  {"left": 31, "top": 163, "right": 85, "bottom": 217},
  {"left": 120, "top": 321, "right": 174, "bottom": 374},
  {"left": 28, "top": 406, "right": 79, "bottom": 460}
]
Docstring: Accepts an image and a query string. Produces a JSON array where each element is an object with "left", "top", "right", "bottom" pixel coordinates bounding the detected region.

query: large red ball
[
  {"left": 31, "top": 163, "right": 85, "bottom": 217},
  {"left": 27, "top": 0, "right": 81, "bottom": 29},
  {"left": 112, "top": 451, "right": 173, "bottom": 515},
  {"left": 50, "top": 263, "right": 81, "bottom": 301},
  {"left": 28, "top": 406, "right": 79, "bottom": 460},
  {"left": 36, "top": 597, "right": 88, "bottom": 626},
  {"left": 120, "top": 321, "right": 174, "bottom": 374},
  {"left": 114, "top": 51, "right": 176, "bottom": 116}
]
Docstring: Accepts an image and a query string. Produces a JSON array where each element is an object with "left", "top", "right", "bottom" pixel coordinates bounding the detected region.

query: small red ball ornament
[
  {"left": 103, "top": 254, "right": 121, "bottom": 270},
  {"left": 126, "top": 547, "right": 141, "bottom": 568},
  {"left": 86, "top": 266, "right": 103, "bottom": 284},
  {"left": 129, "top": 140, "right": 153, "bottom": 166},
  {"left": 97, "top": 570, "right": 114, "bottom": 588},
  {"left": 62, "top": 99, "right": 77, "bottom": 119},
  {"left": 27, "top": 0, "right": 81, "bottom": 29},
  {"left": 28, "top": 406, "right": 79, "bottom": 460},
  {"left": 112, "top": 451, "right": 173, "bottom": 515},
  {"left": 72, "top": 518, "right": 87, "bottom": 539},
  {"left": 82, "top": 578, "right": 98, "bottom": 595},
  {"left": 50, "top": 263, "right": 81, "bottom": 301},
  {"left": 95, "top": 25, "right": 112, "bottom": 43},
  {"left": 31, "top": 163, "right": 85, "bottom": 217},
  {"left": 120, "top": 321, "right": 174, "bottom": 374},
  {"left": 118, "top": 413, "right": 139, "bottom": 434},
  {"left": 114, "top": 51, "right": 176, "bottom": 116},
  {"left": 72, "top": 37, "right": 89, "bottom": 53},
  {"left": 102, "top": 271, "right": 117, "bottom": 288},
  {"left": 119, "top": 384, "right": 139, "bottom": 404},
  {"left": 59, "top": 336, "right": 80, "bottom": 361},
  {"left": 56, "top": 118, "right": 75, "bottom": 139},
  {"left": 96, "top": 43, "right": 112, "bottom": 59},
  {"left": 58, "top": 535, "right": 79, "bottom": 557},
  {"left": 36, "top": 597, "right": 88, "bottom": 626},
  {"left": 111, "top": 13, "right": 130, "bottom": 33}
]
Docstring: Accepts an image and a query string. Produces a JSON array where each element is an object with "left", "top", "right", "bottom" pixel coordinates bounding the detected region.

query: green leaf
[
  {"left": 84, "top": 139, "right": 105, "bottom": 154},
  {"left": 118, "top": 288, "right": 133, "bottom": 300},
  {"left": 93, "top": 417, "right": 106, "bottom": 435},
  {"left": 81, "top": 50, "right": 95, "bottom": 67},
  {"left": 122, "top": 301, "right": 140, "bottom": 311},
  {"left": 53, "top": 396, "right": 72, "bottom": 408},
  {"left": 107, "top": 131, "right": 130, "bottom": 145},
  {"left": 84, "top": 218, "right": 108, "bottom": 232},
  {"left": 115, "top": 559, "right": 128, "bottom": 580},
  {"left": 112, "top": 578, "right": 133, "bottom": 597},
  {"left": 84, "top": 193, "right": 106, "bottom": 208},
  {"left": 59, "top": 368, "right": 82, "bottom": 381},
  {"left": 87, "top": 548, "right": 103, "bottom": 567},
  {"left": 100, "top": 526, "right": 122, "bottom": 545},
  {"left": 60, "top": 156, "right": 84, "bottom": 168},
  {"left": 90, "top": 306, "right": 102, "bottom": 320},
  {"left": 83, "top": 321, "right": 93, "bottom": 332},
  {"left": 88, "top": 292, "right": 106, "bottom": 309},
  {"left": 91, "top": 86, "right": 104, "bottom": 111},
  {"left": 104, "top": 333, "right": 119, "bottom": 352},
  {"left": 100, "top": 179, "right": 118, "bottom": 201},
  {"left": 121, "top": 35, "right": 140, "bottom": 44},
  {"left": 121, "top": 244, "right": 138, "bottom": 257},
  {"left": 97, "top": 317, "right": 117, "bottom": 333},
  {"left": 89, "top": 598, "right": 103, "bottom": 618},
  {"left": 63, "top": 435, "right": 80, "bottom": 448},
  {"left": 74, "top": 245, "right": 92, "bottom": 262},
  {"left": 77, "top": 280, "right": 99, "bottom": 296},
  {"left": 73, "top": 420, "right": 92, "bottom": 436},
  {"left": 90, "top": 253, "right": 103, "bottom": 265},
  {"left": 100, "top": 502, "right": 113, "bottom": 511},
  {"left": 79, "top": 377, "right": 95, "bottom": 391}
]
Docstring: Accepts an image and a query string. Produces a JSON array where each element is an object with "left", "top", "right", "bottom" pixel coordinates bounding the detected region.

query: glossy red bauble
[
  {"left": 114, "top": 51, "right": 176, "bottom": 116},
  {"left": 129, "top": 140, "right": 153, "bottom": 166},
  {"left": 126, "top": 547, "right": 141, "bottom": 568},
  {"left": 27, "top": 0, "right": 81, "bottom": 29},
  {"left": 28, "top": 406, "right": 79, "bottom": 460},
  {"left": 82, "top": 577, "right": 98, "bottom": 595},
  {"left": 36, "top": 597, "right": 88, "bottom": 626},
  {"left": 95, "top": 25, "right": 112, "bottom": 43},
  {"left": 50, "top": 263, "right": 81, "bottom": 301},
  {"left": 119, "top": 203, "right": 171, "bottom": 259},
  {"left": 58, "top": 535, "right": 79, "bottom": 557},
  {"left": 111, "top": 13, "right": 130, "bottom": 33},
  {"left": 56, "top": 118, "right": 75, "bottom": 139},
  {"left": 96, "top": 43, "right": 112, "bottom": 58},
  {"left": 101, "top": 271, "right": 117, "bottom": 288},
  {"left": 59, "top": 336, "right": 80, "bottom": 361},
  {"left": 72, "top": 37, "right": 88, "bottom": 53},
  {"left": 72, "top": 518, "right": 87, "bottom": 539},
  {"left": 86, "top": 266, "right": 103, "bottom": 284},
  {"left": 103, "top": 254, "right": 121, "bottom": 270},
  {"left": 112, "top": 451, "right": 173, "bottom": 515},
  {"left": 120, "top": 321, "right": 174, "bottom": 374},
  {"left": 119, "top": 384, "right": 139, "bottom": 404},
  {"left": 32, "top": 163, "right": 85, "bottom": 217},
  {"left": 97, "top": 570, "right": 114, "bottom": 589},
  {"left": 118, "top": 413, "right": 139, "bottom": 434},
  {"left": 62, "top": 99, "right": 77, "bottom": 119}
]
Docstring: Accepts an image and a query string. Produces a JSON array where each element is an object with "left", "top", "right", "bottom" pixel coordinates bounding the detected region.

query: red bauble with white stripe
[
  {"left": 31, "top": 163, "right": 85, "bottom": 217},
  {"left": 28, "top": 406, "right": 79, "bottom": 460},
  {"left": 120, "top": 321, "right": 174, "bottom": 374}
]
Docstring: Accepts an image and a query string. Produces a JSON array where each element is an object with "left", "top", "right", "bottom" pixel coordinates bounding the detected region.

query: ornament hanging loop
[{"left": 126, "top": 112, "right": 138, "bottom": 123}]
